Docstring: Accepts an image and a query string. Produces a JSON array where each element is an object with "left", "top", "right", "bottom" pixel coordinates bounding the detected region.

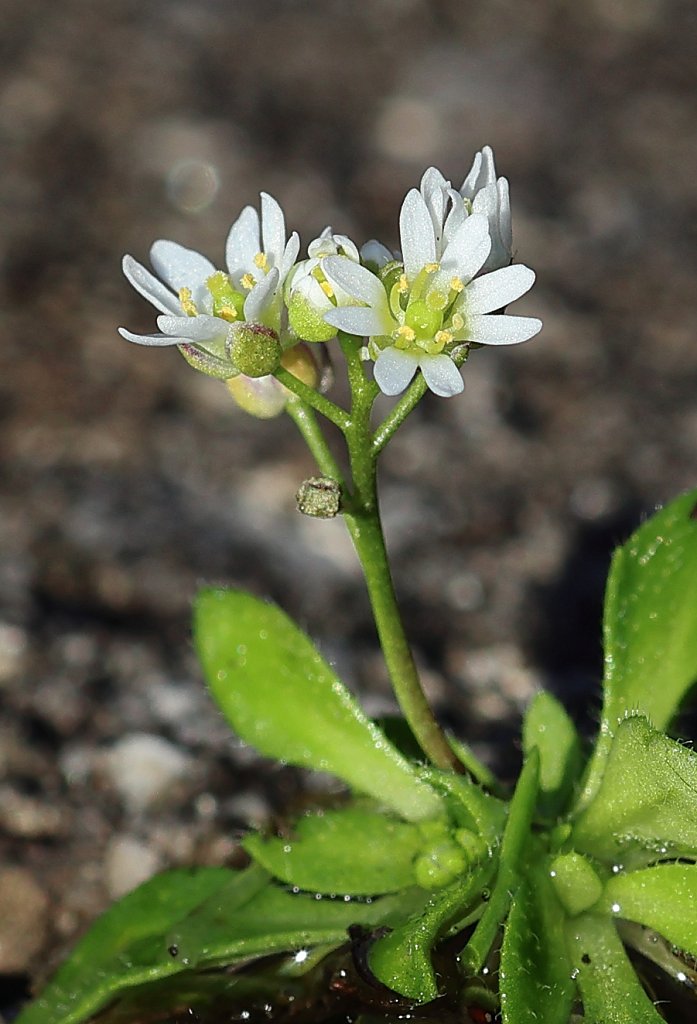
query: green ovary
[{"left": 405, "top": 299, "right": 443, "bottom": 341}]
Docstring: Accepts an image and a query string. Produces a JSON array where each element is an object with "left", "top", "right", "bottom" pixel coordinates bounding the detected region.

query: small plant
[{"left": 19, "top": 149, "right": 697, "bottom": 1024}]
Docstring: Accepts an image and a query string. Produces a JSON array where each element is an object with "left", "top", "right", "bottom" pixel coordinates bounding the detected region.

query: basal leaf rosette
[{"left": 322, "top": 186, "right": 540, "bottom": 398}]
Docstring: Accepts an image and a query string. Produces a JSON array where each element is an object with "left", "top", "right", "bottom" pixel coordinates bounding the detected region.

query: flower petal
[
  {"left": 122, "top": 255, "right": 181, "bottom": 315},
  {"left": 225, "top": 205, "right": 261, "bottom": 284},
  {"left": 360, "top": 239, "right": 394, "bottom": 269},
  {"left": 149, "top": 241, "right": 216, "bottom": 293},
  {"left": 324, "top": 306, "right": 390, "bottom": 337},
  {"left": 373, "top": 347, "right": 418, "bottom": 396},
  {"left": 323, "top": 256, "right": 389, "bottom": 309},
  {"left": 156, "top": 314, "right": 227, "bottom": 341},
  {"left": 464, "top": 314, "right": 542, "bottom": 345},
  {"left": 260, "top": 192, "right": 286, "bottom": 266},
  {"left": 244, "top": 267, "right": 280, "bottom": 323},
  {"left": 465, "top": 265, "right": 535, "bottom": 315},
  {"left": 118, "top": 326, "right": 181, "bottom": 346},
  {"left": 280, "top": 231, "right": 300, "bottom": 282},
  {"left": 419, "top": 353, "right": 464, "bottom": 397},
  {"left": 440, "top": 213, "right": 491, "bottom": 283},
  {"left": 399, "top": 188, "right": 437, "bottom": 281},
  {"left": 497, "top": 177, "right": 512, "bottom": 252}
]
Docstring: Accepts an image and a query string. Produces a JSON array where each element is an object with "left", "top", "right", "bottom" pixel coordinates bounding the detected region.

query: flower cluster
[{"left": 120, "top": 146, "right": 540, "bottom": 410}]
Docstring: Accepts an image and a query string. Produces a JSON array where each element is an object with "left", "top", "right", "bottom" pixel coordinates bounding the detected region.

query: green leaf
[
  {"left": 580, "top": 489, "right": 697, "bottom": 807},
  {"left": 243, "top": 807, "right": 422, "bottom": 895},
  {"left": 522, "top": 692, "right": 582, "bottom": 818},
  {"left": 195, "top": 589, "right": 442, "bottom": 823},
  {"left": 566, "top": 913, "right": 666, "bottom": 1023},
  {"left": 572, "top": 716, "right": 697, "bottom": 867},
  {"left": 16, "top": 867, "right": 235, "bottom": 1024},
  {"left": 499, "top": 854, "right": 574, "bottom": 1024},
  {"left": 166, "top": 872, "right": 430, "bottom": 971},
  {"left": 602, "top": 863, "right": 697, "bottom": 957},
  {"left": 368, "top": 858, "right": 495, "bottom": 1003}
]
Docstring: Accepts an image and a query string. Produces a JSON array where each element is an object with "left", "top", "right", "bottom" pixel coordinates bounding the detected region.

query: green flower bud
[
  {"left": 225, "top": 345, "right": 320, "bottom": 420},
  {"left": 414, "top": 840, "right": 466, "bottom": 890},
  {"left": 228, "top": 324, "right": 282, "bottom": 378},
  {"left": 549, "top": 852, "right": 603, "bottom": 917}
]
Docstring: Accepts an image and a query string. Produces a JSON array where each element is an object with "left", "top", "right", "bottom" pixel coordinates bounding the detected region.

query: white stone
[
  {"left": 105, "top": 733, "right": 190, "bottom": 813},
  {"left": 105, "top": 836, "right": 162, "bottom": 899}
]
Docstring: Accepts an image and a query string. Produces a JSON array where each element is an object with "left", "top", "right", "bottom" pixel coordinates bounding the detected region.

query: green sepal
[
  {"left": 601, "top": 863, "right": 697, "bottom": 957},
  {"left": 194, "top": 589, "right": 443, "bottom": 823},
  {"left": 572, "top": 715, "right": 697, "bottom": 867},
  {"left": 580, "top": 489, "right": 697, "bottom": 807},
  {"left": 368, "top": 858, "right": 496, "bottom": 1003},
  {"left": 15, "top": 867, "right": 235, "bottom": 1024},
  {"left": 522, "top": 691, "right": 582, "bottom": 818},
  {"left": 566, "top": 913, "right": 666, "bottom": 1023},
  {"left": 243, "top": 806, "right": 423, "bottom": 896},
  {"left": 499, "top": 853, "right": 575, "bottom": 1024}
]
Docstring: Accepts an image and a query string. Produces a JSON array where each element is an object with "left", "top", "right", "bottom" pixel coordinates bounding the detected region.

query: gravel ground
[{"left": 1, "top": 0, "right": 697, "bottom": 1010}]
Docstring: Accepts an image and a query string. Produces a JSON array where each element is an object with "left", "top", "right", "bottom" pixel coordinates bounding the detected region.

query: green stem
[
  {"left": 336, "top": 335, "right": 460, "bottom": 772},
  {"left": 285, "top": 400, "right": 347, "bottom": 489},
  {"left": 274, "top": 366, "right": 350, "bottom": 432}
]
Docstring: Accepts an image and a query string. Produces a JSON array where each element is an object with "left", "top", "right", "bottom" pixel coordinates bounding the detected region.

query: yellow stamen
[
  {"left": 394, "top": 325, "right": 416, "bottom": 348},
  {"left": 435, "top": 330, "right": 453, "bottom": 347},
  {"left": 424, "top": 262, "right": 440, "bottom": 274},
  {"left": 451, "top": 313, "right": 465, "bottom": 331},
  {"left": 178, "top": 287, "right": 198, "bottom": 317},
  {"left": 397, "top": 273, "right": 409, "bottom": 294},
  {"left": 320, "top": 280, "right": 334, "bottom": 298},
  {"left": 253, "top": 252, "right": 269, "bottom": 271},
  {"left": 241, "top": 273, "right": 256, "bottom": 291},
  {"left": 218, "top": 305, "right": 239, "bottom": 323},
  {"left": 450, "top": 276, "right": 464, "bottom": 293}
]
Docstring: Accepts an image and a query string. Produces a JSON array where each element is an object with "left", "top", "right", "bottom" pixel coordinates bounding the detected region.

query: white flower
[
  {"left": 118, "top": 193, "right": 299, "bottom": 376},
  {"left": 285, "top": 227, "right": 360, "bottom": 343},
  {"left": 323, "top": 184, "right": 540, "bottom": 399},
  {"left": 459, "top": 146, "right": 512, "bottom": 273}
]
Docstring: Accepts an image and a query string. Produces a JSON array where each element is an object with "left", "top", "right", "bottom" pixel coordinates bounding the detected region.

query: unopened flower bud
[
  {"left": 225, "top": 344, "right": 320, "bottom": 420},
  {"left": 296, "top": 477, "right": 342, "bottom": 518},
  {"left": 287, "top": 289, "right": 336, "bottom": 343},
  {"left": 228, "top": 323, "right": 282, "bottom": 378}
]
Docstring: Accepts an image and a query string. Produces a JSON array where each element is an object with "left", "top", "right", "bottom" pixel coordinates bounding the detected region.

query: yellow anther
[
  {"left": 451, "top": 312, "right": 465, "bottom": 331},
  {"left": 397, "top": 274, "right": 409, "bottom": 294},
  {"left": 253, "top": 252, "right": 269, "bottom": 271},
  {"left": 435, "top": 330, "right": 453, "bottom": 347},
  {"left": 241, "top": 273, "right": 256, "bottom": 291},
  {"left": 424, "top": 262, "right": 440, "bottom": 274},
  {"left": 218, "top": 305, "right": 239, "bottom": 323},
  {"left": 394, "top": 325, "right": 416, "bottom": 346},
  {"left": 178, "top": 287, "right": 198, "bottom": 317},
  {"left": 450, "top": 276, "right": 464, "bottom": 293},
  {"left": 320, "top": 280, "right": 334, "bottom": 298}
]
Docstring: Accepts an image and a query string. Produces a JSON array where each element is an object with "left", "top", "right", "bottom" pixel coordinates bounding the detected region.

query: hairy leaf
[
  {"left": 602, "top": 863, "right": 697, "bottom": 957},
  {"left": 522, "top": 691, "right": 582, "bottom": 818}
]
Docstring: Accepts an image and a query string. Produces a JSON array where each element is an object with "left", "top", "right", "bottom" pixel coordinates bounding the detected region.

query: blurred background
[{"left": 1, "top": 0, "right": 697, "bottom": 993}]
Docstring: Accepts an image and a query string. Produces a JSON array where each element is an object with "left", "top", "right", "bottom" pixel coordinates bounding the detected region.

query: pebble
[
  {"left": 0, "top": 868, "right": 48, "bottom": 972},
  {"left": 104, "top": 836, "right": 162, "bottom": 899},
  {"left": 104, "top": 733, "right": 191, "bottom": 813},
  {"left": 0, "top": 785, "right": 65, "bottom": 838}
]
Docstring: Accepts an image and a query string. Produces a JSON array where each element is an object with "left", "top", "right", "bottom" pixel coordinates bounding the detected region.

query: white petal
[
  {"left": 419, "top": 354, "right": 464, "bottom": 397},
  {"left": 118, "top": 326, "right": 180, "bottom": 346},
  {"left": 497, "top": 177, "right": 512, "bottom": 252},
  {"left": 442, "top": 191, "right": 466, "bottom": 247},
  {"left": 360, "top": 239, "right": 394, "bottom": 269},
  {"left": 324, "top": 306, "right": 390, "bottom": 337},
  {"left": 460, "top": 150, "right": 483, "bottom": 198},
  {"left": 279, "top": 231, "right": 300, "bottom": 282},
  {"left": 323, "top": 256, "right": 389, "bottom": 309},
  {"left": 260, "top": 192, "right": 286, "bottom": 265},
  {"left": 244, "top": 268, "right": 280, "bottom": 322},
  {"left": 465, "top": 265, "right": 535, "bottom": 315},
  {"left": 149, "top": 241, "right": 216, "bottom": 293},
  {"left": 332, "top": 233, "right": 360, "bottom": 261},
  {"left": 122, "top": 255, "right": 181, "bottom": 315},
  {"left": 399, "top": 189, "right": 437, "bottom": 281},
  {"left": 440, "top": 213, "right": 491, "bottom": 283},
  {"left": 420, "top": 167, "right": 449, "bottom": 248},
  {"left": 156, "top": 314, "right": 227, "bottom": 341},
  {"left": 373, "top": 347, "right": 418, "bottom": 396},
  {"left": 225, "top": 206, "right": 260, "bottom": 283},
  {"left": 465, "top": 314, "right": 542, "bottom": 345}
]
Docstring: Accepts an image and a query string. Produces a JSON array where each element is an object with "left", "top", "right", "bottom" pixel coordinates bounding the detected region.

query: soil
[{"left": 1, "top": 0, "right": 697, "bottom": 1016}]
